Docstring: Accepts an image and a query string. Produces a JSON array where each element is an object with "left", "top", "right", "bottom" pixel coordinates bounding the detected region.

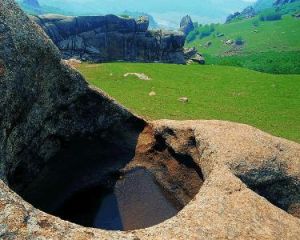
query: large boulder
[
  {"left": 0, "top": 1, "right": 300, "bottom": 239},
  {"left": 32, "top": 14, "right": 186, "bottom": 64},
  {"left": 184, "top": 47, "right": 205, "bottom": 64}
]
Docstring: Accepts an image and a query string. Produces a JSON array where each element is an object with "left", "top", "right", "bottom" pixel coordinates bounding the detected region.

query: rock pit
[
  {"left": 0, "top": 1, "right": 300, "bottom": 239},
  {"left": 8, "top": 124, "right": 203, "bottom": 231}
]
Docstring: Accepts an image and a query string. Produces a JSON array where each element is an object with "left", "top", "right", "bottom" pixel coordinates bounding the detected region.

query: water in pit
[{"left": 54, "top": 168, "right": 180, "bottom": 231}]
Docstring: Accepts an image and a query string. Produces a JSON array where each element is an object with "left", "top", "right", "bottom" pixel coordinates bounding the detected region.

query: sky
[{"left": 36, "top": 0, "right": 259, "bottom": 28}]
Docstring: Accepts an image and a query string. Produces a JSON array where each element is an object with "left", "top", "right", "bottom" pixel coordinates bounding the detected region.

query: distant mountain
[
  {"left": 254, "top": 0, "right": 300, "bottom": 11},
  {"left": 121, "top": 11, "right": 159, "bottom": 29},
  {"left": 226, "top": 0, "right": 300, "bottom": 22},
  {"left": 17, "top": 0, "right": 254, "bottom": 28},
  {"left": 274, "top": 0, "right": 299, "bottom": 6},
  {"left": 253, "top": 0, "right": 274, "bottom": 11},
  {"left": 20, "top": 0, "right": 42, "bottom": 14},
  {"left": 23, "top": 0, "right": 40, "bottom": 8}
]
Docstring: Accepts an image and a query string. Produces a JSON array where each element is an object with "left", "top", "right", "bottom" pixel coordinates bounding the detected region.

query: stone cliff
[{"left": 31, "top": 14, "right": 186, "bottom": 64}]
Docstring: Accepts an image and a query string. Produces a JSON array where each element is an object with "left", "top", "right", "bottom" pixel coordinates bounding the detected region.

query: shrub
[
  {"left": 185, "top": 23, "right": 216, "bottom": 43},
  {"left": 252, "top": 19, "right": 260, "bottom": 27},
  {"left": 235, "top": 36, "right": 244, "bottom": 45},
  {"left": 198, "top": 24, "right": 215, "bottom": 39},
  {"left": 259, "top": 10, "right": 282, "bottom": 21},
  {"left": 186, "top": 31, "right": 198, "bottom": 43}
]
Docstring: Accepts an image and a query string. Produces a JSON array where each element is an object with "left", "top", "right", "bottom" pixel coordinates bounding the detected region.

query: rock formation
[
  {"left": 31, "top": 14, "right": 186, "bottom": 64},
  {"left": 184, "top": 47, "right": 205, "bottom": 64},
  {"left": 180, "top": 15, "right": 194, "bottom": 36},
  {"left": 0, "top": 0, "right": 300, "bottom": 239},
  {"left": 226, "top": 6, "right": 256, "bottom": 23},
  {"left": 226, "top": 11, "right": 241, "bottom": 23}
]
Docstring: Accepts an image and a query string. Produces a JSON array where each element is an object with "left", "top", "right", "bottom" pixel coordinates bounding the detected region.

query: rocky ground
[{"left": 0, "top": 0, "right": 299, "bottom": 239}]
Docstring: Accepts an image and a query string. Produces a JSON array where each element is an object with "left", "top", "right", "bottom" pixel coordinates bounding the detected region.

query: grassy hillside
[
  {"left": 77, "top": 63, "right": 300, "bottom": 143},
  {"left": 186, "top": 11, "right": 300, "bottom": 74}
]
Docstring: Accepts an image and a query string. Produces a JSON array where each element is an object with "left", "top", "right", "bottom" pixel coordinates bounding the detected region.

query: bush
[
  {"left": 235, "top": 36, "right": 244, "bottom": 45},
  {"left": 185, "top": 23, "right": 216, "bottom": 43},
  {"left": 198, "top": 24, "right": 215, "bottom": 39},
  {"left": 259, "top": 10, "right": 282, "bottom": 21},
  {"left": 252, "top": 19, "right": 260, "bottom": 27},
  {"left": 186, "top": 31, "right": 198, "bottom": 43}
]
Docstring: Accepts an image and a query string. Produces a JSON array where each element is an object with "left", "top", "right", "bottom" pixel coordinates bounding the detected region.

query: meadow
[
  {"left": 78, "top": 63, "right": 300, "bottom": 143},
  {"left": 186, "top": 14, "right": 300, "bottom": 74}
]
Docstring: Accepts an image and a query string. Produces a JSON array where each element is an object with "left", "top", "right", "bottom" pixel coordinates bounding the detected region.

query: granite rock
[
  {"left": 0, "top": 1, "right": 300, "bottom": 239},
  {"left": 31, "top": 14, "right": 186, "bottom": 64}
]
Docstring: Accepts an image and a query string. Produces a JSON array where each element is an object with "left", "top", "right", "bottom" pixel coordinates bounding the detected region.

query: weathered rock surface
[
  {"left": 31, "top": 14, "right": 186, "bottom": 64},
  {"left": 184, "top": 47, "right": 205, "bottom": 64},
  {"left": 180, "top": 15, "right": 194, "bottom": 36},
  {"left": 0, "top": 1, "right": 300, "bottom": 239}
]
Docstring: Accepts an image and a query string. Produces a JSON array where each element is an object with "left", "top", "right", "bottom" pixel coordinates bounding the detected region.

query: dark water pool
[{"left": 54, "top": 168, "right": 180, "bottom": 230}]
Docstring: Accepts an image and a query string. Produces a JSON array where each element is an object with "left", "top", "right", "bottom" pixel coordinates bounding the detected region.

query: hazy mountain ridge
[
  {"left": 17, "top": 0, "right": 255, "bottom": 28},
  {"left": 226, "top": 0, "right": 300, "bottom": 22}
]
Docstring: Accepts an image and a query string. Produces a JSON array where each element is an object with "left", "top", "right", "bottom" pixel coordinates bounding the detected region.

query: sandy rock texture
[{"left": 0, "top": 1, "right": 300, "bottom": 239}]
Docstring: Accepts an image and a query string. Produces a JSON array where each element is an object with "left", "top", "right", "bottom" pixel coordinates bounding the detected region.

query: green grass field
[
  {"left": 186, "top": 15, "right": 300, "bottom": 74},
  {"left": 78, "top": 63, "right": 300, "bottom": 143}
]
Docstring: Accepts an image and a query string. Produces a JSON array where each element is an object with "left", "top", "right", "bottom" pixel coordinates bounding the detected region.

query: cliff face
[{"left": 32, "top": 14, "right": 186, "bottom": 64}]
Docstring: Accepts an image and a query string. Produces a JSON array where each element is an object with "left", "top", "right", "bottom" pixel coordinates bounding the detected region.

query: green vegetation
[
  {"left": 78, "top": 62, "right": 300, "bottom": 143},
  {"left": 235, "top": 36, "right": 244, "bottom": 45},
  {"left": 206, "top": 51, "right": 300, "bottom": 74},
  {"left": 259, "top": 9, "right": 282, "bottom": 21},
  {"left": 186, "top": 24, "right": 216, "bottom": 43},
  {"left": 186, "top": 8, "right": 300, "bottom": 74}
]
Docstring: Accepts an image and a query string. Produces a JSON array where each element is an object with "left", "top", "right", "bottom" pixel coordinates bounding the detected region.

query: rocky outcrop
[
  {"left": 0, "top": 1, "right": 300, "bottom": 239},
  {"left": 226, "top": 12, "right": 241, "bottom": 23},
  {"left": 180, "top": 15, "right": 194, "bottom": 36},
  {"left": 184, "top": 47, "right": 205, "bottom": 64},
  {"left": 31, "top": 14, "right": 186, "bottom": 64},
  {"left": 226, "top": 6, "right": 256, "bottom": 23}
]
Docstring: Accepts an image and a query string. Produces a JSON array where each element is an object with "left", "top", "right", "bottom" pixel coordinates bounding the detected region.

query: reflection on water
[
  {"left": 93, "top": 193, "right": 123, "bottom": 230},
  {"left": 56, "top": 168, "right": 179, "bottom": 230}
]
